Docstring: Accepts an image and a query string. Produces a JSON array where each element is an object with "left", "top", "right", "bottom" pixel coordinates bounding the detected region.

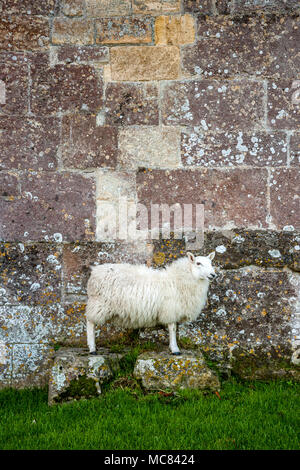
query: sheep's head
[{"left": 187, "top": 252, "right": 216, "bottom": 281}]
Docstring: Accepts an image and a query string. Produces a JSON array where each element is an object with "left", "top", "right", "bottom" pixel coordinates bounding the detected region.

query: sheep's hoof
[
  {"left": 172, "top": 351, "right": 182, "bottom": 356},
  {"left": 89, "top": 351, "right": 97, "bottom": 355}
]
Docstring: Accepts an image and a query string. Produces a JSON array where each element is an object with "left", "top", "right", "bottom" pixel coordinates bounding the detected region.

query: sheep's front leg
[
  {"left": 168, "top": 323, "right": 181, "bottom": 355},
  {"left": 87, "top": 319, "right": 96, "bottom": 355}
]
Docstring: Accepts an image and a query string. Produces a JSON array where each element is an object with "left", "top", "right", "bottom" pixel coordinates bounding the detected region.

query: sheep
[{"left": 85, "top": 251, "right": 216, "bottom": 355}]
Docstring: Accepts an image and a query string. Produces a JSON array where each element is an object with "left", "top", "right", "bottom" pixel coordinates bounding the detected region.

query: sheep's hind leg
[
  {"left": 168, "top": 323, "right": 181, "bottom": 355},
  {"left": 87, "top": 319, "right": 97, "bottom": 355}
]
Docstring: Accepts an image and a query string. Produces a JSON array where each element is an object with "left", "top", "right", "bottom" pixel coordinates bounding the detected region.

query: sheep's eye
[{"left": 196, "top": 262, "right": 202, "bottom": 266}]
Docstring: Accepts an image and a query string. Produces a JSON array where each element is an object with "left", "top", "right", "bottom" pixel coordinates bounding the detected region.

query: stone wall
[{"left": 0, "top": 0, "right": 299, "bottom": 387}]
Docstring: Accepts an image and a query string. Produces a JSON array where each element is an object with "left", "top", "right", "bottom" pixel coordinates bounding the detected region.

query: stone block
[
  {"left": 267, "top": 80, "right": 300, "bottom": 130},
  {"left": 0, "top": 0, "right": 58, "bottom": 15},
  {"left": 0, "top": 56, "right": 28, "bottom": 115},
  {"left": 119, "top": 127, "right": 181, "bottom": 169},
  {"left": 0, "top": 116, "right": 59, "bottom": 171},
  {"left": 60, "top": 0, "right": 85, "bottom": 16},
  {"left": 56, "top": 45, "right": 109, "bottom": 64},
  {"left": 181, "top": 129, "right": 287, "bottom": 167},
  {"left": 137, "top": 168, "right": 268, "bottom": 230},
  {"left": 155, "top": 14, "right": 195, "bottom": 45},
  {"left": 183, "top": 15, "right": 300, "bottom": 79},
  {"left": 0, "top": 15, "right": 49, "bottom": 51},
  {"left": 96, "top": 16, "right": 152, "bottom": 44},
  {"left": 0, "top": 243, "right": 62, "bottom": 305},
  {"left": 105, "top": 83, "right": 159, "bottom": 126},
  {"left": 231, "top": 0, "right": 300, "bottom": 14},
  {"left": 61, "top": 114, "right": 117, "bottom": 169},
  {"left": 183, "top": 0, "right": 215, "bottom": 14},
  {"left": 132, "top": 0, "right": 181, "bottom": 13},
  {"left": 270, "top": 168, "right": 300, "bottom": 230},
  {"left": 133, "top": 350, "right": 220, "bottom": 391},
  {"left": 110, "top": 46, "right": 180, "bottom": 81},
  {"left": 85, "top": 0, "right": 131, "bottom": 16},
  {"left": 31, "top": 53, "right": 102, "bottom": 115},
  {"left": 0, "top": 343, "right": 12, "bottom": 389},
  {"left": 11, "top": 343, "right": 54, "bottom": 389},
  {"left": 290, "top": 133, "right": 300, "bottom": 166},
  {"left": 0, "top": 172, "right": 96, "bottom": 242},
  {"left": 161, "top": 80, "right": 264, "bottom": 130},
  {"left": 52, "top": 18, "right": 94, "bottom": 45},
  {"left": 48, "top": 347, "right": 125, "bottom": 404},
  {"left": 96, "top": 169, "right": 136, "bottom": 201}
]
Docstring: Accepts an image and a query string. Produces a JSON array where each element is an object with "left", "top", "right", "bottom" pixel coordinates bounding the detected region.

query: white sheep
[{"left": 86, "top": 251, "right": 216, "bottom": 355}]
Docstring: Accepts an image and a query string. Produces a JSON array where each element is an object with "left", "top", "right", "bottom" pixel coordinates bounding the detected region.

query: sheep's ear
[
  {"left": 208, "top": 251, "right": 215, "bottom": 261},
  {"left": 187, "top": 252, "right": 195, "bottom": 263}
]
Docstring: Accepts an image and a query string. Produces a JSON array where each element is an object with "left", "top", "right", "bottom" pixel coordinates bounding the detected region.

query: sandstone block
[
  {"left": 56, "top": 45, "right": 109, "bottom": 64},
  {"left": 0, "top": 16, "right": 49, "bottom": 51},
  {"left": 119, "top": 127, "right": 181, "bottom": 169},
  {"left": 52, "top": 18, "right": 94, "bottom": 45},
  {"left": 183, "top": 0, "right": 215, "bottom": 14},
  {"left": 61, "top": 114, "right": 117, "bottom": 169},
  {"left": 137, "top": 168, "right": 268, "bottom": 229},
  {"left": 161, "top": 80, "right": 264, "bottom": 130},
  {"left": 231, "top": 0, "right": 300, "bottom": 14},
  {"left": 85, "top": 0, "right": 131, "bottom": 16},
  {"left": 96, "top": 169, "right": 136, "bottom": 201},
  {"left": 0, "top": 0, "right": 58, "bottom": 15},
  {"left": 110, "top": 46, "right": 180, "bottom": 81},
  {"left": 0, "top": 172, "right": 96, "bottom": 242},
  {"left": 105, "top": 82, "right": 159, "bottom": 126},
  {"left": 31, "top": 53, "right": 102, "bottom": 114},
  {"left": 270, "top": 168, "right": 300, "bottom": 230},
  {"left": 0, "top": 116, "right": 59, "bottom": 171},
  {"left": 96, "top": 16, "right": 152, "bottom": 44},
  {"left": 133, "top": 0, "right": 181, "bottom": 13},
  {"left": 267, "top": 80, "right": 300, "bottom": 130},
  {"left": 0, "top": 56, "right": 28, "bottom": 115},
  {"left": 48, "top": 348, "right": 125, "bottom": 404},
  {"left": 290, "top": 133, "right": 300, "bottom": 166},
  {"left": 133, "top": 350, "right": 220, "bottom": 391},
  {"left": 155, "top": 14, "right": 195, "bottom": 45},
  {"left": 183, "top": 16, "right": 300, "bottom": 79},
  {"left": 181, "top": 129, "right": 287, "bottom": 167},
  {"left": 60, "top": 0, "right": 85, "bottom": 16},
  {"left": 0, "top": 243, "right": 62, "bottom": 305}
]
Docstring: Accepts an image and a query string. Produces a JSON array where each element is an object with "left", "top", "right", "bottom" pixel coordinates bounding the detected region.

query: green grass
[{"left": 0, "top": 380, "right": 299, "bottom": 450}]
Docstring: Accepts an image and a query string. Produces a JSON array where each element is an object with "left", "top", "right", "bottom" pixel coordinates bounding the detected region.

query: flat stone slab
[
  {"left": 133, "top": 350, "right": 220, "bottom": 392},
  {"left": 48, "top": 347, "right": 125, "bottom": 405}
]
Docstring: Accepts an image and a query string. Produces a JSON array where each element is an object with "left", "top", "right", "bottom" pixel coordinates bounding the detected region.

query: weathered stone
[
  {"left": 0, "top": 243, "right": 62, "bottom": 305},
  {"left": 105, "top": 82, "right": 159, "bottom": 126},
  {"left": 96, "top": 169, "right": 136, "bottom": 201},
  {"left": 137, "top": 169, "right": 268, "bottom": 230},
  {"left": 133, "top": 0, "right": 181, "bottom": 13},
  {"left": 0, "top": 116, "right": 59, "bottom": 171},
  {"left": 0, "top": 172, "right": 96, "bottom": 242},
  {"left": 12, "top": 343, "right": 55, "bottom": 389},
  {"left": 119, "top": 127, "right": 181, "bottom": 169},
  {"left": 52, "top": 18, "right": 94, "bottom": 45},
  {"left": 60, "top": 0, "right": 85, "bottom": 16},
  {"left": 155, "top": 14, "right": 195, "bottom": 45},
  {"left": 56, "top": 45, "right": 109, "bottom": 64},
  {"left": 231, "top": 0, "right": 300, "bottom": 14},
  {"left": 96, "top": 16, "right": 152, "bottom": 44},
  {"left": 31, "top": 53, "right": 102, "bottom": 115},
  {"left": 0, "top": 16, "right": 49, "bottom": 51},
  {"left": 183, "top": 0, "right": 215, "bottom": 14},
  {"left": 62, "top": 241, "right": 150, "bottom": 295},
  {"left": 290, "top": 133, "right": 300, "bottom": 166},
  {"left": 133, "top": 350, "right": 220, "bottom": 391},
  {"left": 61, "top": 114, "right": 117, "bottom": 169},
  {"left": 0, "top": 172, "right": 20, "bottom": 200},
  {"left": 181, "top": 129, "right": 287, "bottom": 167},
  {"left": 183, "top": 15, "right": 300, "bottom": 79},
  {"left": 0, "top": 343, "right": 12, "bottom": 389},
  {"left": 0, "top": 55, "right": 28, "bottom": 115},
  {"left": 0, "top": 305, "right": 63, "bottom": 344},
  {"left": 110, "top": 46, "right": 180, "bottom": 81},
  {"left": 0, "top": 0, "right": 58, "bottom": 15},
  {"left": 48, "top": 347, "right": 125, "bottom": 404},
  {"left": 267, "top": 80, "right": 300, "bottom": 130},
  {"left": 85, "top": 0, "right": 131, "bottom": 16},
  {"left": 270, "top": 169, "right": 300, "bottom": 230},
  {"left": 59, "top": 303, "right": 87, "bottom": 346},
  {"left": 161, "top": 80, "right": 264, "bottom": 130}
]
